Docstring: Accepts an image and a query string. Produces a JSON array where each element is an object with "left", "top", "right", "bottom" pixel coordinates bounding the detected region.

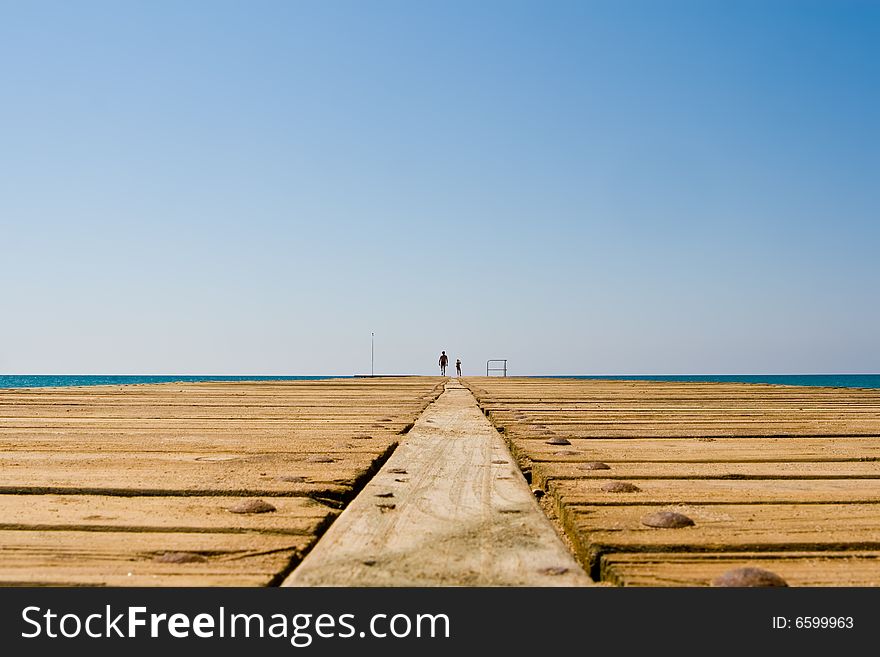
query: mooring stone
[
  {"left": 579, "top": 462, "right": 611, "bottom": 471},
  {"left": 641, "top": 511, "right": 695, "bottom": 528},
  {"left": 228, "top": 499, "right": 276, "bottom": 514},
  {"left": 600, "top": 481, "right": 641, "bottom": 493},
  {"left": 712, "top": 567, "right": 788, "bottom": 587},
  {"left": 155, "top": 552, "right": 207, "bottom": 564},
  {"left": 545, "top": 437, "right": 571, "bottom": 445}
]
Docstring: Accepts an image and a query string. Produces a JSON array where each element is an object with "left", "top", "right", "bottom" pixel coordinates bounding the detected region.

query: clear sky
[{"left": 1, "top": 0, "right": 877, "bottom": 376}]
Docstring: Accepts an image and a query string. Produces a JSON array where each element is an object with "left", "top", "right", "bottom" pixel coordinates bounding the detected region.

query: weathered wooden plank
[
  {"left": 556, "top": 503, "right": 880, "bottom": 571},
  {"left": 0, "top": 406, "right": 429, "bottom": 419},
  {"left": 531, "top": 461, "right": 880, "bottom": 487},
  {"left": 550, "top": 477, "right": 880, "bottom": 505},
  {"left": 502, "top": 423, "right": 880, "bottom": 438},
  {"left": 0, "top": 432, "right": 400, "bottom": 453},
  {"left": 0, "top": 530, "right": 309, "bottom": 586},
  {"left": 0, "top": 450, "right": 395, "bottom": 498},
  {"left": 509, "top": 437, "right": 880, "bottom": 463},
  {"left": 0, "top": 419, "right": 418, "bottom": 431},
  {"left": 285, "top": 382, "right": 591, "bottom": 586},
  {"left": 600, "top": 551, "right": 880, "bottom": 587},
  {"left": 0, "top": 495, "right": 334, "bottom": 534}
]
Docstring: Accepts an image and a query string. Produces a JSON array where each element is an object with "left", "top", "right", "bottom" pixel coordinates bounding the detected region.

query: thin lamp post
[{"left": 371, "top": 332, "right": 374, "bottom": 377}]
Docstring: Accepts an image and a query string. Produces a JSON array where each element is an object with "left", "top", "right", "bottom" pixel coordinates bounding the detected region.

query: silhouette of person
[
  {"left": 455, "top": 358, "right": 462, "bottom": 377},
  {"left": 439, "top": 351, "right": 449, "bottom": 376}
]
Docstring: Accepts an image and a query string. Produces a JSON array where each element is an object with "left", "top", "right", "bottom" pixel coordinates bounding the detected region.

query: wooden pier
[
  {"left": 464, "top": 377, "right": 880, "bottom": 586},
  {"left": 2, "top": 375, "right": 879, "bottom": 586},
  {"left": 0, "top": 378, "right": 442, "bottom": 585}
]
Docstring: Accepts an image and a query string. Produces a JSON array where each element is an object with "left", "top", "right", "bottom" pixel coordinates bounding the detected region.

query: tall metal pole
[{"left": 371, "top": 332, "right": 374, "bottom": 377}]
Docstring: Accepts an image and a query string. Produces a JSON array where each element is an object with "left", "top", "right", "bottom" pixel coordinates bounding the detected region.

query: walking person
[
  {"left": 439, "top": 351, "right": 449, "bottom": 376},
  {"left": 455, "top": 358, "right": 462, "bottom": 377}
]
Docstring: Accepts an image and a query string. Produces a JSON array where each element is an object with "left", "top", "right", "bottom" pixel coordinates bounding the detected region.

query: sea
[
  {"left": 0, "top": 375, "right": 337, "bottom": 389},
  {"left": 1, "top": 374, "right": 879, "bottom": 389}
]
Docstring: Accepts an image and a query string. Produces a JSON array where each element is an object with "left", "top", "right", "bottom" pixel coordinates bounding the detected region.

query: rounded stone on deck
[
  {"left": 641, "top": 511, "right": 695, "bottom": 529},
  {"left": 306, "top": 455, "right": 335, "bottom": 463},
  {"left": 712, "top": 567, "right": 788, "bottom": 587},
  {"left": 155, "top": 552, "right": 207, "bottom": 564},
  {"left": 545, "top": 437, "right": 571, "bottom": 445},
  {"left": 277, "top": 475, "right": 306, "bottom": 483},
  {"left": 600, "top": 481, "right": 641, "bottom": 493},
  {"left": 579, "top": 462, "right": 611, "bottom": 471},
  {"left": 227, "top": 499, "right": 277, "bottom": 514}
]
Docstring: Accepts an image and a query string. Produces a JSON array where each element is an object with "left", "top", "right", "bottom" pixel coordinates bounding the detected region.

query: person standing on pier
[
  {"left": 456, "top": 358, "right": 462, "bottom": 377},
  {"left": 439, "top": 351, "right": 449, "bottom": 376}
]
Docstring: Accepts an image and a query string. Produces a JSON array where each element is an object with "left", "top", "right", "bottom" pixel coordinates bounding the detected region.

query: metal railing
[{"left": 486, "top": 359, "right": 508, "bottom": 377}]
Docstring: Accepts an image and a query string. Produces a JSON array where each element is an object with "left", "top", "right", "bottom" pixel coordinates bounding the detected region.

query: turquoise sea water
[
  {"left": 553, "top": 375, "right": 880, "bottom": 389},
  {"left": 1, "top": 374, "right": 879, "bottom": 389},
  {"left": 0, "top": 375, "right": 338, "bottom": 389}
]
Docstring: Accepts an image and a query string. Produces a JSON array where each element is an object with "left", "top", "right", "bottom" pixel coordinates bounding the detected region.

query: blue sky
[{"left": 1, "top": 0, "right": 877, "bottom": 375}]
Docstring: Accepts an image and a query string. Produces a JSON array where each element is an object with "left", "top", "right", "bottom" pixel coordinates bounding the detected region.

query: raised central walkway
[{"left": 284, "top": 381, "right": 590, "bottom": 586}]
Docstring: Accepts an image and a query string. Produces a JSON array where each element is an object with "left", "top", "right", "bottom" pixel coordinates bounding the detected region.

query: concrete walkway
[{"left": 283, "top": 380, "right": 591, "bottom": 586}]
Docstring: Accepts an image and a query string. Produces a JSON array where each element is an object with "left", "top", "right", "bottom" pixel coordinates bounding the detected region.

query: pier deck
[
  {"left": 464, "top": 377, "right": 880, "bottom": 586},
  {"left": 0, "top": 377, "right": 443, "bottom": 585},
  {"left": 3, "top": 376, "right": 880, "bottom": 586}
]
